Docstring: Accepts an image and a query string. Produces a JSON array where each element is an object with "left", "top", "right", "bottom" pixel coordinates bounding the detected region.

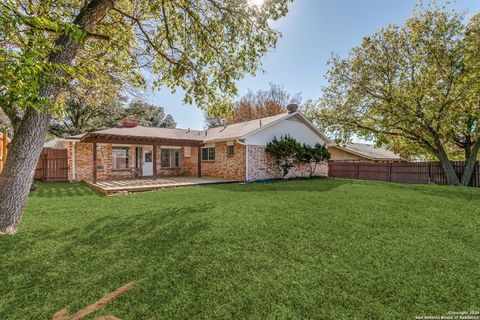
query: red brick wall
[
  {"left": 69, "top": 142, "right": 137, "bottom": 181},
  {"left": 183, "top": 146, "right": 199, "bottom": 177},
  {"left": 155, "top": 147, "right": 184, "bottom": 176},
  {"left": 200, "top": 141, "right": 246, "bottom": 181}
]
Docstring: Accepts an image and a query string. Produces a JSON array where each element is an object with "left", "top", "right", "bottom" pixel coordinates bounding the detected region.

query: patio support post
[
  {"left": 153, "top": 144, "right": 157, "bottom": 178},
  {"left": 197, "top": 146, "right": 202, "bottom": 177},
  {"left": 92, "top": 142, "right": 97, "bottom": 184}
]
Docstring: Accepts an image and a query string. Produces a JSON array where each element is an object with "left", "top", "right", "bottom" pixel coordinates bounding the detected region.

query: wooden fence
[
  {"left": 329, "top": 161, "right": 480, "bottom": 187},
  {"left": 0, "top": 129, "right": 7, "bottom": 173},
  {"left": 35, "top": 148, "right": 69, "bottom": 182}
]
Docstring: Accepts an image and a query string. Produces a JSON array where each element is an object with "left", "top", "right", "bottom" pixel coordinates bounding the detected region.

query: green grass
[{"left": 1, "top": 179, "right": 480, "bottom": 319}]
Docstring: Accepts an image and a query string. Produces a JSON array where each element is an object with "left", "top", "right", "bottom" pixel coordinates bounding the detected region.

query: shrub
[
  {"left": 265, "top": 135, "right": 303, "bottom": 178},
  {"left": 297, "top": 143, "right": 331, "bottom": 178}
]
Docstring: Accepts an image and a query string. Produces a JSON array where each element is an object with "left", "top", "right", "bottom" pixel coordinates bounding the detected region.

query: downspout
[{"left": 236, "top": 139, "right": 248, "bottom": 182}]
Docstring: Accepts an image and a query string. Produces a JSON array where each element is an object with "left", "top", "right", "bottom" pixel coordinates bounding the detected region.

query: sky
[{"left": 140, "top": 0, "right": 480, "bottom": 130}]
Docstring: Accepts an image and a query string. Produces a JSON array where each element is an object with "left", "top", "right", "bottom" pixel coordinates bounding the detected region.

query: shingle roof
[
  {"left": 202, "top": 113, "right": 288, "bottom": 142},
  {"left": 335, "top": 143, "right": 403, "bottom": 160},
  {"left": 67, "top": 112, "right": 305, "bottom": 143},
  {"left": 65, "top": 111, "right": 333, "bottom": 146}
]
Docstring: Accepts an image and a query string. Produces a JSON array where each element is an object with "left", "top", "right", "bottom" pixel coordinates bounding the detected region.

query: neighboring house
[
  {"left": 54, "top": 110, "right": 331, "bottom": 183},
  {"left": 329, "top": 143, "right": 404, "bottom": 163}
]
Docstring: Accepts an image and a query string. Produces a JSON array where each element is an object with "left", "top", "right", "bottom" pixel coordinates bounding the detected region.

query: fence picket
[
  {"left": 34, "top": 148, "right": 69, "bottom": 182},
  {"left": 329, "top": 161, "right": 479, "bottom": 186}
]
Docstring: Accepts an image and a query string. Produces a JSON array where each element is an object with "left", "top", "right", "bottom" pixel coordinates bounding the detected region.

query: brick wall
[
  {"left": 155, "top": 147, "right": 184, "bottom": 176},
  {"left": 183, "top": 146, "right": 199, "bottom": 177},
  {"left": 246, "top": 145, "right": 328, "bottom": 181},
  {"left": 200, "top": 141, "right": 246, "bottom": 181},
  {"left": 69, "top": 142, "right": 137, "bottom": 181}
]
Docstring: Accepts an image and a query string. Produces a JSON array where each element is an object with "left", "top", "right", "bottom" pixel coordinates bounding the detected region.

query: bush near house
[
  {"left": 266, "top": 136, "right": 330, "bottom": 178},
  {"left": 1, "top": 179, "right": 479, "bottom": 319}
]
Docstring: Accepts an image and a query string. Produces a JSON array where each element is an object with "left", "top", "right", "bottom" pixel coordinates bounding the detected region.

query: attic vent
[{"left": 287, "top": 104, "right": 299, "bottom": 113}]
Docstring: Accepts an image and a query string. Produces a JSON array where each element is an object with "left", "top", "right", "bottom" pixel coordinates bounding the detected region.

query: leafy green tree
[
  {"left": 297, "top": 143, "right": 330, "bottom": 178},
  {"left": 308, "top": 3, "right": 480, "bottom": 186},
  {"left": 48, "top": 100, "right": 125, "bottom": 137},
  {"left": 265, "top": 135, "right": 303, "bottom": 178},
  {"left": 126, "top": 100, "right": 176, "bottom": 128},
  {"left": 0, "top": 0, "right": 292, "bottom": 233}
]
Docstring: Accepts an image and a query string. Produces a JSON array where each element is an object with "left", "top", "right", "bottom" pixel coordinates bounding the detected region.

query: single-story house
[
  {"left": 329, "top": 143, "right": 404, "bottom": 162},
  {"left": 55, "top": 109, "right": 332, "bottom": 183}
]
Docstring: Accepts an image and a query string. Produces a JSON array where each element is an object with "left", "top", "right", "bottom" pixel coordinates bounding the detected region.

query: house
[
  {"left": 329, "top": 143, "right": 404, "bottom": 163},
  {"left": 56, "top": 109, "right": 331, "bottom": 183}
]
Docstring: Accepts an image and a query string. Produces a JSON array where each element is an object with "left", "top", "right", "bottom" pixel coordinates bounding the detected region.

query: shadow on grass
[
  {"left": 30, "top": 182, "right": 104, "bottom": 198},
  {"left": 0, "top": 203, "right": 213, "bottom": 319},
  {"left": 206, "top": 177, "right": 348, "bottom": 193}
]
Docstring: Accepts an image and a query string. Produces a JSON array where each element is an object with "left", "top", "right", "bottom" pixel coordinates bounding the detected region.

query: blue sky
[{"left": 142, "top": 0, "right": 480, "bottom": 130}]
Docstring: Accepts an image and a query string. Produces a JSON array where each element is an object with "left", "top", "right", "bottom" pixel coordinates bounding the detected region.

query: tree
[
  {"left": 125, "top": 100, "right": 176, "bottom": 128},
  {"left": 265, "top": 135, "right": 302, "bottom": 178},
  {"left": 308, "top": 3, "right": 480, "bottom": 186},
  {"left": 205, "top": 83, "right": 301, "bottom": 128},
  {"left": 49, "top": 100, "right": 126, "bottom": 137},
  {"left": 0, "top": 0, "right": 292, "bottom": 233},
  {"left": 297, "top": 143, "right": 330, "bottom": 178}
]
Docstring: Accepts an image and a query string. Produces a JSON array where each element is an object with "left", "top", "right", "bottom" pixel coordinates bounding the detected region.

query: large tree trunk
[
  {"left": 0, "top": 109, "right": 50, "bottom": 233},
  {"left": 433, "top": 137, "right": 461, "bottom": 186},
  {"left": 461, "top": 140, "right": 480, "bottom": 186},
  {"left": 0, "top": 0, "right": 115, "bottom": 234}
]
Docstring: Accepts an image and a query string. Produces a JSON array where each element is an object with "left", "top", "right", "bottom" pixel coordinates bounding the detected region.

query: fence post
[
  {"left": 388, "top": 163, "right": 392, "bottom": 182},
  {"left": 427, "top": 162, "right": 432, "bottom": 183},
  {"left": 355, "top": 163, "right": 359, "bottom": 179}
]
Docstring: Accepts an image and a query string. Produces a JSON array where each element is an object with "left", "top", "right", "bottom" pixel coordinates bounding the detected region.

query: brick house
[{"left": 56, "top": 110, "right": 331, "bottom": 183}]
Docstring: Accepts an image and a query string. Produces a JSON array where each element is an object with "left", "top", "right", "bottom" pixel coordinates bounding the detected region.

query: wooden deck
[{"left": 85, "top": 176, "right": 240, "bottom": 195}]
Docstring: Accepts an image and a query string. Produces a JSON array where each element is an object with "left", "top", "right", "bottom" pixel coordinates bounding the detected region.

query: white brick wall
[{"left": 246, "top": 145, "right": 328, "bottom": 182}]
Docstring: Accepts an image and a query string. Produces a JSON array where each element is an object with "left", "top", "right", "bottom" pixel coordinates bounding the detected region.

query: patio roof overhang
[{"left": 80, "top": 132, "right": 204, "bottom": 147}]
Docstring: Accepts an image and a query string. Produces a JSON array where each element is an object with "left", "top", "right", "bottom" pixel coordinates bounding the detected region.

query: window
[
  {"left": 227, "top": 145, "right": 234, "bottom": 156},
  {"left": 161, "top": 149, "right": 180, "bottom": 168},
  {"left": 97, "top": 145, "right": 105, "bottom": 171},
  {"left": 201, "top": 147, "right": 215, "bottom": 161},
  {"left": 112, "top": 146, "right": 130, "bottom": 170}
]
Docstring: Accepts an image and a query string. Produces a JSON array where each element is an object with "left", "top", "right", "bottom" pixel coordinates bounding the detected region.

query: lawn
[{"left": 1, "top": 179, "right": 480, "bottom": 319}]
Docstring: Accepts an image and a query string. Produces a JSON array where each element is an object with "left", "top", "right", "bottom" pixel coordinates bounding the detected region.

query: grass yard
[{"left": 1, "top": 179, "right": 480, "bottom": 319}]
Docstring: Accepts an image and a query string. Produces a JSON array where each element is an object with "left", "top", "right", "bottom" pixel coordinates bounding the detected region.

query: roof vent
[
  {"left": 287, "top": 104, "right": 299, "bottom": 113},
  {"left": 122, "top": 116, "right": 138, "bottom": 128}
]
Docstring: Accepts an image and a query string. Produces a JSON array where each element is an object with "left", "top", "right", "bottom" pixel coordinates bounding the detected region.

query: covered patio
[
  {"left": 79, "top": 129, "right": 205, "bottom": 183},
  {"left": 85, "top": 176, "right": 239, "bottom": 195}
]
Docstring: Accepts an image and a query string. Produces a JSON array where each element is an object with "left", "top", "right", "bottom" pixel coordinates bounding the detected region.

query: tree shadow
[
  {"left": 206, "top": 177, "right": 348, "bottom": 193},
  {"left": 30, "top": 182, "right": 104, "bottom": 198},
  {"left": 0, "top": 203, "right": 214, "bottom": 319}
]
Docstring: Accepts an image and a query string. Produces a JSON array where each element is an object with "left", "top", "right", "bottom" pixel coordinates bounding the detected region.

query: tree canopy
[
  {"left": 205, "top": 83, "right": 301, "bottom": 128},
  {"left": 48, "top": 98, "right": 176, "bottom": 137},
  {"left": 306, "top": 2, "right": 480, "bottom": 186}
]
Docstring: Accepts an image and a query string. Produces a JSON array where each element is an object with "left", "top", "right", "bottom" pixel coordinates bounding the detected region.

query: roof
[
  {"left": 67, "top": 111, "right": 332, "bottom": 145},
  {"left": 333, "top": 143, "right": 403, "bottom": 161},
  {"left": 44, "top": 139, "right": 59, "bottom": 148}
]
